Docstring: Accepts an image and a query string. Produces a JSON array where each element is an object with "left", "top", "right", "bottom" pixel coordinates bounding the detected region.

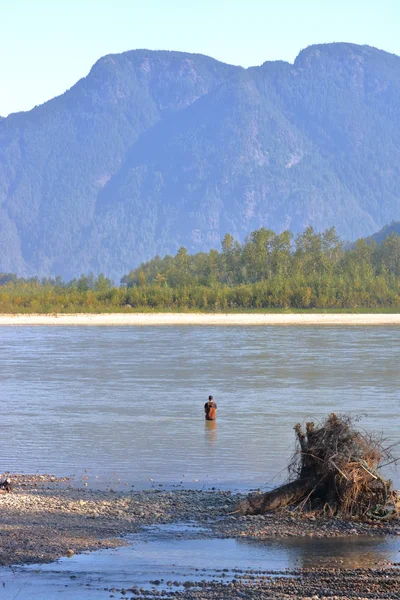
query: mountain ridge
[{"left": 1, "top": 43, "right": 400, "bottom": 279}]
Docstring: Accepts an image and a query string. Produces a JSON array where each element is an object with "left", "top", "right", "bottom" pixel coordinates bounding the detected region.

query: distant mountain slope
[
  {"left": 367, "top": 221, "right": 400, "bottom": 243},
  {"left": 0, "top": 51, "right": 239, "bottom": 278},
  {"left": 1, "top": 43, "right": 400, "bottom": 280}
]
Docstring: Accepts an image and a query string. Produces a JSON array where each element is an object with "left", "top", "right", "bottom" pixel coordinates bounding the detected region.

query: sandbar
[{"left": 0, "top": 312, "right": 400, "bottom": 326}]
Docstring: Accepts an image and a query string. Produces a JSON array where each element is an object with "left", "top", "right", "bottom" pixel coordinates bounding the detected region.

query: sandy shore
[{"left": 1, "top": 312, "right": 400, "bottom": 326}]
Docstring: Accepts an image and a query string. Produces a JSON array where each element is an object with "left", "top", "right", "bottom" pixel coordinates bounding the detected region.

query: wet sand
[
  {"left": 1, "top": 312, "right": 400, "bottom": 326},
  {"left": 1, "top": 475, "right": 400, "bottom": 598}
]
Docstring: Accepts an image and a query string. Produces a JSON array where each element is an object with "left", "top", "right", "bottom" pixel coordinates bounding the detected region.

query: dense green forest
[{"left": 1, "top": 226, "right": 400, "bottom": 312}]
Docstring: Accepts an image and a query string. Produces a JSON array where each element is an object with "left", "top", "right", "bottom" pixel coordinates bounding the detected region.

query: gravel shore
[
  {"left": 1, "top": 474, "right": 399, "bottom": 598},
  {"left": 111, "top": 569, "right": 400, "bottom": 599},
  {"left": 1, "top": 474, "right": 399, "bottom": 566}
]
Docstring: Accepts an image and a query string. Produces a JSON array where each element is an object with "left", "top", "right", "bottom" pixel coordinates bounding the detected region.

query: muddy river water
[{"left": 1, "top": 325, "right": 399, "bottom": 488}]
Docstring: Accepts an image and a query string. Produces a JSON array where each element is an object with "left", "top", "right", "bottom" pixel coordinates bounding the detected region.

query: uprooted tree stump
[{"left": 237, "top": 413, "right": 398, "bottom": 520}]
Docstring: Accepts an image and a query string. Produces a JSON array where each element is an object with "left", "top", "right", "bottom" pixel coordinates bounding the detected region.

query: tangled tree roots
[{"left": 237, "top": 413, "right": 398, "bottom": 520}]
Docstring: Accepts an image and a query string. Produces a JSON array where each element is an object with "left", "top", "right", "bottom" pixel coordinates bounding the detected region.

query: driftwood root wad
[{"left": 237, "top": 413, "right": 398, "bottom": 521}]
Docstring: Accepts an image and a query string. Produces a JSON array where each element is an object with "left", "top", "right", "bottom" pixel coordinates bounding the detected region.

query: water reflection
[
  {"left": 205, "top": 419, "right": 217, "bottom": 445},
  {"left": 238, "top": 535, "right": 397, "bottom": 569},
  {"left": 10, "top": 533, "right": 399, "bottom": 591}
]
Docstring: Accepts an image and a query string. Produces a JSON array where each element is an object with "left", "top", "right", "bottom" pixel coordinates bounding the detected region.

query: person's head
[{"left": 208, "top": 395, "right": 213, "bottom": 401}]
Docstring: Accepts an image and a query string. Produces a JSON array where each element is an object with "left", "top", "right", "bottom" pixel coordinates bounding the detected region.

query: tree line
[{"left": 1, "top": 226, "right": 400, "bottom": 312}]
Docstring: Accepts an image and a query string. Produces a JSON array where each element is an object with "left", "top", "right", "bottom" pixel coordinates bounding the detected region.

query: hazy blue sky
[{"left": 1, "top": 0, "right": 398, "bottom": 116}]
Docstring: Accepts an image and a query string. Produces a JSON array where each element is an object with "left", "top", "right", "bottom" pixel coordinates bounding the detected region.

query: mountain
[
  {"left": 0, "top": 51, "right": 239, "bottom": 278},
  {"left": 367, "top": 221, "right": 400, "bottom": 244},
  {"left": 1, "top": 43, "right": 400, "bottom": 280}
]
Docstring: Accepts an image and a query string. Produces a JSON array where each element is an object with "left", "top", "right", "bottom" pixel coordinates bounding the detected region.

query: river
[{"left": 0, "top": 326, "right": 399, "bottom": 488}]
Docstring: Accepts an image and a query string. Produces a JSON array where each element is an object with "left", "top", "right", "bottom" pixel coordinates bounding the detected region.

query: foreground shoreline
[
  {"left": 1, "top": 312, "right": 400, "bottom": 326},
  {"left": 1, "top": 475, "right": 400, "bottom": 598},
  {"left": 1, "top": 474, "right": 399, "bottom": 566}
]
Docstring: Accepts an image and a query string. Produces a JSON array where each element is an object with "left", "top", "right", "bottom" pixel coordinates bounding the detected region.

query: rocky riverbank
[
  {"left": 0, "top": 474, "right": 399, "bottom": 568},
  {"left": 108, "top": 568, "right": 400, "bottom": 599}
]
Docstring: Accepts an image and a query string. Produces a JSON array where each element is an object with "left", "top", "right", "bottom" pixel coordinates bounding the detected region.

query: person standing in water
[{"left": 204, "top": 395, "right": 217, "bottom": 420}]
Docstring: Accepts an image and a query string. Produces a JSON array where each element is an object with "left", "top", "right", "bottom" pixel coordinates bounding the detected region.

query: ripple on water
[{"left": 0, "top": 326, "right": 399, "bottom": 487}]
